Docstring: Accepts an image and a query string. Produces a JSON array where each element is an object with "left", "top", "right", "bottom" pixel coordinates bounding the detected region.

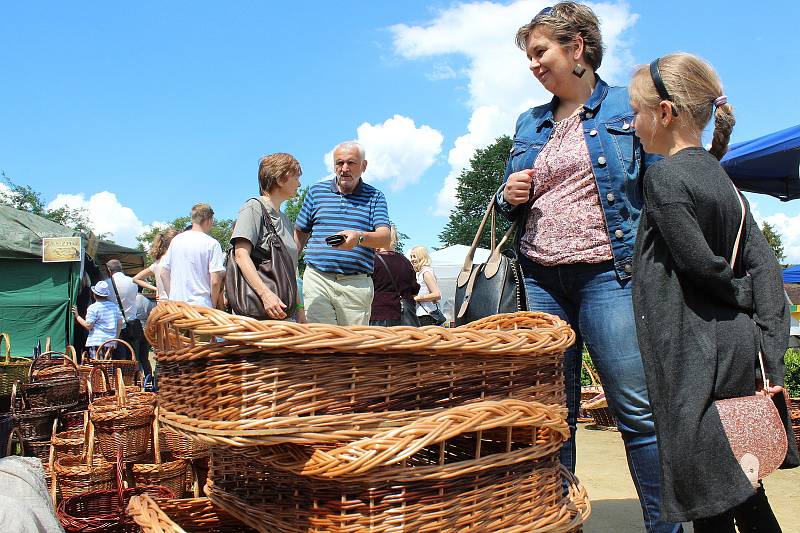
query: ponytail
[{"left": 709, "top": 102, "right": 735, "bottom": 160}]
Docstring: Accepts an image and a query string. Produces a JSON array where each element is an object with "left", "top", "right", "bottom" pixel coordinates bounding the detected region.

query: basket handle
[
  {"left": 582, "top": 360, "right": 601, "bottom": 387},
  {"left": 88, "top": 366, "right": 109, "bottom": 398},
  {"left": 115, "top": 368, "right": 127, "bottom": 408},
  {"left": 29, "top": 351, "right": 80, "bottom": 381},
  {"left": 64, "top": 345, "right": 78, "bottom": 365},
  {"left": 152, "top": 407, "right": 162, "bottom": 466},
  {"left": 49, "top": 443, "right": 57, "bottom": 506},
  {"left": 95, "top": 338, "right": 135, "bottom": 361},
  {"left": 5, "top": 427, "right": 24, "bottom": 456},
  {"left": 44, "top": 337, "right": 51, "bottom": 353},
  {"left": 295, "top": 399, "right": 568, "bottom": 478},
  {"left": 0, "top": 332, "right": 10, "bottom": 362},
  {"left": 83, "top": 415, "right": 96, "bottom": 466},
  {"left": 9, "top": 381, "right": 24, "bottom": 414}
]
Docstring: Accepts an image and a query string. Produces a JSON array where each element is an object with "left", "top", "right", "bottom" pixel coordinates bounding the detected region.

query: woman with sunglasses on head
[
  {"left": 495, "top": 3, "right": 679, "bottom": 532},
  {"left": 629, "top": 52, "right": 798, "bottom": 532}
]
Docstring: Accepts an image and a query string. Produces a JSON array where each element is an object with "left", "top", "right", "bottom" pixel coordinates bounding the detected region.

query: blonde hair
[
  {"left": 190, "top": 203, "right": 214, "bottom": 224},
  {"left": 410, "top": 246, "right": 432, "bottom": 268},
  {"left": 515, "top": 2, "right": 604, "bottom": 70},
  {"left": 149, "top": 228, "right": 177, "bottom": 260},
  {"left": 258, "top": 153, "right": 302, "bottom": 194},
  {"left": 629, "top": 52, "right": 735, "bottom": 160}
]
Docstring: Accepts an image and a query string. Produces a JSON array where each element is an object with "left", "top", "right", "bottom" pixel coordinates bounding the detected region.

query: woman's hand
[
  {"left": 503, "top": 169, "right": 535, "bottom": 205},
  {"left": 71, "top": 305, "right": 79, "bottom": 317},
  {"left": 756, "top": 383, "right": 784, "bottom": 398},
  {"left": 259, "top": 289, "right": 288, "bottom": 320}
]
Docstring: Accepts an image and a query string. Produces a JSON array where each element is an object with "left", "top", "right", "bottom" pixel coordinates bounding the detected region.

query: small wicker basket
[
  {"left": 127, "top": 495, "right": 257, "bottom": 533},
  {"left": 0, "top": 333, "right": 31, "bottom": 397},
  {"left": 132, "top": 408, "right": 189, "bottom": 498}
]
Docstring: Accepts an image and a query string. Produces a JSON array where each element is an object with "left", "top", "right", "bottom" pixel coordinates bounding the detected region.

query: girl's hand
[{"left": 71, "top": 306, "right": 78, "bottom": 316}]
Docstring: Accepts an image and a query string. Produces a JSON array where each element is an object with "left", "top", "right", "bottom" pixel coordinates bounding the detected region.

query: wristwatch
[{"left": 357, "top": 232, "right": 365, "bottom": 246}]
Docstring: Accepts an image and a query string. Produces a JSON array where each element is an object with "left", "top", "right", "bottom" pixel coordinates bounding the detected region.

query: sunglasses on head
[{"left": 649, "top": 58, "right": 679, "bottom": 117}]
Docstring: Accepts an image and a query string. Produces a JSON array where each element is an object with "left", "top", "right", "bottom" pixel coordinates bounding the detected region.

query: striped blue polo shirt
[{"left": 296, "top": 178, "right": 390, "bottom": 275}]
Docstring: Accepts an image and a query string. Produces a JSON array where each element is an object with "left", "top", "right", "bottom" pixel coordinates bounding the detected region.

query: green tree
[
  {"left": 438, "top": 136, "right": 513, "bottom": 249},
  {"left": 0, "top": 172, "right": 95, "bottom": 234},
  {"left": 136, "top": 216, "right": 234, "bottom": 261},
  {"left": 761, "top": 221, "right": 785, "bottom": 263},
  {"left": 284, "top": 186, "right": 308, "bottom": 224}
]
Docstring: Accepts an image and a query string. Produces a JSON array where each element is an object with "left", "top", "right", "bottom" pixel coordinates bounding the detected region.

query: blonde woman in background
[
  {"left": 410, "top": 246, "right": 445, "bottom": 326},
  {"left": 133, "top": 228, "right": 178, "bottom": 301}
]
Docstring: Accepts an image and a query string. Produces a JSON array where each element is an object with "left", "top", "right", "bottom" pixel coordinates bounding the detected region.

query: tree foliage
[
  {"left": 438, "top": 136, "right": 513, "bottom": 250},
  {"left": 136, "top": 216, "right": 234, "bottom": 261},
  {"left": 761, "top": 221, "right": 785, "bottom": 263},
  {"left": 0, "top": 172, "right": 95, "bottom": 235}
]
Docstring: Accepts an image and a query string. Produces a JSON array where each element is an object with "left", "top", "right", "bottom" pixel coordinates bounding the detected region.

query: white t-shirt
[
  {"left": 151, "top": 259, "right": 169, "bottom": 301},
  {"left": 111, "top": 272, "right": 138, "bottom": 321},
  {"left": 160, "top": 230, "right": 225, "bottom": 308},
  {"left": 415, "top": 266, "right": 439, "bottom": 316}
]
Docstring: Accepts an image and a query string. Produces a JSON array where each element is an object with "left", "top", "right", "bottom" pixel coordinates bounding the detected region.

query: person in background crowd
[
  {"left": 105, "top": 259, "right": 150, "bottom": 375},
  {"left": 159, "top": 203, "right": 225, "bottom": 309},
  {"left": 134, "top": 286, "right": 156, "bottom": 370},
  {"left": 410, "top": 246, "right": 444, "bottom": 326},
  {"left": 294, "top": 141, "right": 391, "bottom": 325},
  {"left": 370, "top": 226, "right": 419, "bottom": 326},
  {"left": 494, "top": 4, "right": 678, "bottom": 532},
  {"left": 230, "top": 153, "right": 304, "bottom": 321},
  {"left": 133, "top": 228, "right": 178, "bottom": 301},
  {"left": 72, "top": 280, "right": 122, "bottom": 358},
  {"left": 630, "top": 52, "right": 799, "bottom": 531}
]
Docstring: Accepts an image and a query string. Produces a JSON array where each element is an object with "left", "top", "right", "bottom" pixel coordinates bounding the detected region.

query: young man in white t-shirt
[{"left": 159, "top": 203, "right": 225, "bottom": 308}]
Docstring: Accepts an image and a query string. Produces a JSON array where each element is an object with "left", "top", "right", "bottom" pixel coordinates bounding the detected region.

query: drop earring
[{"left": 572, "top": 63, "right": 586, "bottom": 78}]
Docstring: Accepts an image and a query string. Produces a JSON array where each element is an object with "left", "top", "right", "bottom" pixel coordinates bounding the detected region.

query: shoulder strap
[
  {"left": 106, "top": 272, "right": 128, "bottom": 323},
  {"left": 375, "top": 253, "right": 401, "bottom": 298},
  {"left": 726, "top": 182, "right": 770, "bottom": 388}
]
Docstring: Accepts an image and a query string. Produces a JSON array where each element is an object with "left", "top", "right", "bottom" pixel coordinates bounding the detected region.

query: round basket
[
  {"left": 582, "top": 392, "right": 618, "bottom": 430},
  {"left": 578, "top": 360, "right": 603, "bottom": 422},
  {"left": 0, "top": 332, "right": 31, "bottom": 396},
  {"left": 87, "top": 338, "right": 138, "bottom": 391},
  {"left": 57, "top": 452, "right": 174, "bottom": 533},
  {"left": 159, "top": 427, "right": 209, "bottom": 461},
  {"left": 22, "top": 351, "right": 81, "bottom": 410},
  {"left": 23, "top": 437, "right": 52, "bottom": 462},
  {"left": 132, "top": 408, "right": 189, "bottom": 498},
  {"left": 90, "top": 369, "right": 154, "bottom": 463},
  {"left": 149, "top": 303, "right": 574, "bottom": 446},
  {"left": 127, "top": 495, "right": 257, "bottom": 533},
  {"left": 53, "top": 414, "right": 87, "bottom": 459},
  {"left": 10, "top": 382, "right": 60, "bottom": 441},
  {"left": 54, "top": 420, "right": 116, "bottom": 502},
  {"left": 203, "top": 401, "right": 585, "bottom": 533}
]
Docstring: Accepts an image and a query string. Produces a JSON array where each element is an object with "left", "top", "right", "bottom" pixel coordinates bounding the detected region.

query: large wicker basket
[
  {"left": 201, "top": 400, "right": 590, "bottom": 533},
  {"left": 0, "top": 333, "right": 31, "bottom": 397},
  {"left": 147, "top": 303, "right": 574, "bottom": 446},
  {"left": 90, "top": 368, "right": 154, "bottom": 463},
  {"left": 53, "top": 419, "right": 116, "bottom": 503},
  {"left": 127, "top": 495, "right": 256, "bottom": 533},
  {"left": 132, "top": 408, "right": 189, "bottom": 498},
  {"left": 10, "top": 382, "right": 60, "bottom": 441}
]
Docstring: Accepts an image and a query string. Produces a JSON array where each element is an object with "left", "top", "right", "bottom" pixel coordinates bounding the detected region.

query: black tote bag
[{"left": 453, "top": 194, "right": 527, "bottom": 326}]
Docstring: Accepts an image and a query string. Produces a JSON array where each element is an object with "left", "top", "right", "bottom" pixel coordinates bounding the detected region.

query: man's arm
[
  {"left": 333, "top": 226, "right": 391, "bottom": 251},
  {"left": 294, "top": 228, "right": 310, "bottom": 252},
  {"left": 210, "top": 271, "right": 225, "bottom": 310}
]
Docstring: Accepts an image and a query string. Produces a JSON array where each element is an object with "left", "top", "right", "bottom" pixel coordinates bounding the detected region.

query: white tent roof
[{"left": 421, "top": 245, "right": 491, "bottom": 324}]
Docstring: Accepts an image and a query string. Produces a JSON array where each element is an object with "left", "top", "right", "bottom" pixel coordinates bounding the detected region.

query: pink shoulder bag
[{"left": 713, "top": 185, "right": 787, "bottom": 488}]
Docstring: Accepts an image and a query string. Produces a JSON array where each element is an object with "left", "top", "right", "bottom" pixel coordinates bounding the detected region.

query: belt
[{"left": 310, "top": 266, "right": 371, "bottom": 281}]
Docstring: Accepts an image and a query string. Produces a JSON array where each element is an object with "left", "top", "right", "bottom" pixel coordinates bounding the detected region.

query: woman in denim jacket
[{"left": 495, "top": 4, "right": 680, "bottom": 533}]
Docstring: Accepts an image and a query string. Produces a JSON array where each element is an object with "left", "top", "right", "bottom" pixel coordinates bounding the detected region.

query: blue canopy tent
[
  {"left": 721, "top": 124, "right": 800, "bottom": 201},
  {"left": 785, "top": 265, "right": 800, "bottom": 284}
]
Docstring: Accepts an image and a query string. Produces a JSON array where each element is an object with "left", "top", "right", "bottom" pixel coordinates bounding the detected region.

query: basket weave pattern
[
  {"left": 147, "top": 303, "right": 588, "bottom": 532},
  {"left": 127, "top": 495, "right": 256, "bottom": 533},
  {"left": 0, "top": 333, "right": 31, "bottom": 396}
]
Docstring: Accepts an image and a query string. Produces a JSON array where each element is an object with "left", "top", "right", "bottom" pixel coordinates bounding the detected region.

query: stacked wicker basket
[{"left": 143, "top": 301, "right": 591, "bottom": 532}]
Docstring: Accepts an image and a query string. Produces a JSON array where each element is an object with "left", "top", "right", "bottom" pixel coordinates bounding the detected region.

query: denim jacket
[{"left": 496, "top": 76, "right": 656, "bottom": 281}]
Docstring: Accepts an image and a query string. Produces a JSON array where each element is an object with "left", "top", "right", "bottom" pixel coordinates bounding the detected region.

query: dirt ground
[{"left": 575, "top": 424, "right": 799, "bottom": 533}]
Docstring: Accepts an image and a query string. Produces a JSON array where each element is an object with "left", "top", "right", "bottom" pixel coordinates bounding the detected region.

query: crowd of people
[{"left": 70, "top": 2, "right": 797, "bottom": 531}]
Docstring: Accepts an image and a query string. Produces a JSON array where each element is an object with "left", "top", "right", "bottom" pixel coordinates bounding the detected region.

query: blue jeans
[{"left": 521, "top": 257, "right": 682, "bottom": 533}]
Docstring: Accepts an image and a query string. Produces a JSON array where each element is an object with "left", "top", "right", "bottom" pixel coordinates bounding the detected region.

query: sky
[{"left": 2, "top": 1, "right": 799, "bottom": 262}]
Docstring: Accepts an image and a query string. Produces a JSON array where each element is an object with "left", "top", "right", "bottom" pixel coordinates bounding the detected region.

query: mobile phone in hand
[{"left": 325, "top": 234, "right": 346, "bottom": 246}]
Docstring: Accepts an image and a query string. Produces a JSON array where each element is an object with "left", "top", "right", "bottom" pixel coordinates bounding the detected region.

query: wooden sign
[{"left": 42, "top": 236, "right": 82, "bottom": 262}]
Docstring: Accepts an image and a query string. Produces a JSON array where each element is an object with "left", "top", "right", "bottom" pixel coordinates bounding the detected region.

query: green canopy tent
[{"left": 0, "top": 205, "right": 145, "bottom": 355}]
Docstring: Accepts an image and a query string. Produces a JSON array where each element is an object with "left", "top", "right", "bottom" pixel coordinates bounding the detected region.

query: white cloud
[
  {"left": 426, "top": 63, "right": 458, "bottom": 81},
  {"left": 749, "top": 198, "right": 800, "bottom": 264},
  {"left": 391, "top": 0, "right": 639, "bottom": 215},
  {"left": 47, "top": 191, "right": 146, "bottom": 247},
  {"left": 324, "top": 114, "right": 444, "bottom": 192}
]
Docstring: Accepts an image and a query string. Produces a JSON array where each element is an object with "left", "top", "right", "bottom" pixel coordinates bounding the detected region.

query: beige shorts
[{"left": 302, "top": 267, "right": 374, "bottom": 326}]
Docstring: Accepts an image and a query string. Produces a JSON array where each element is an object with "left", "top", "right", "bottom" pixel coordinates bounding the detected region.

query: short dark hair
[{"left": 515, "top": 2, "right": 604, "bottom": 71}]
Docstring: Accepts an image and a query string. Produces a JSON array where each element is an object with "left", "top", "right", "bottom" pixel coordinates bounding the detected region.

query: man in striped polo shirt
[{"left": 294, "top": 141, "right": 391, "bottom": 325}]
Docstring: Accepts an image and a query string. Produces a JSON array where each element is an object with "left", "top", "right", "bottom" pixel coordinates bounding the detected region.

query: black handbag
[
  {"left": 225, "top": 197, "right": 298, "bottom": 320},
  {"left": 375, "top": 252, "right": 420, "bottom": 327},
  {"left": 453, "top": 194, "right": 527, "bottom": 326}
]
